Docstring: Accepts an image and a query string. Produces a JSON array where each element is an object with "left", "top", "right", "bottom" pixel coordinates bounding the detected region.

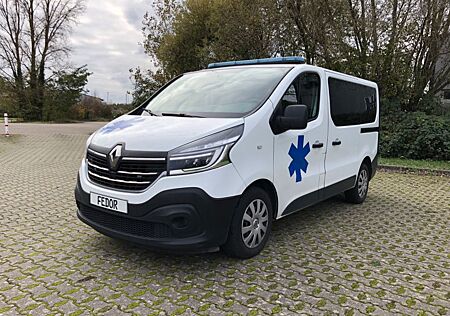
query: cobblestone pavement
[{"left": 0, "top": 125, "right": 449, "bottom": 315}]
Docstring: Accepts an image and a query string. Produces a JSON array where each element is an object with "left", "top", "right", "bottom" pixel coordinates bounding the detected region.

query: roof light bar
[{"left": 207, "top": 56, "right": 305, "bottom": 69}]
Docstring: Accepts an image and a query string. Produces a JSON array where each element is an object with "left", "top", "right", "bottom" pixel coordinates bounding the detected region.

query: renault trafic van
[{"left": 75, "top": 57, "right": 379, "bottom": 258}]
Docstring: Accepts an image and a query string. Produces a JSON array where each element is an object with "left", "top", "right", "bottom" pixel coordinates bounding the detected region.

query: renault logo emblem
[{"left": 108, "top": 144, "right": 123, "bottom": 171}]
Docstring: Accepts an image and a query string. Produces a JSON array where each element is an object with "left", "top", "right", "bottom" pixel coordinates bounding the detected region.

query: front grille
[
  {"left": 80, "top": 205, "right": 172, "bottom": 239},
  {"left": 86, "top": 149, "right": 166, "bottom": 191}
]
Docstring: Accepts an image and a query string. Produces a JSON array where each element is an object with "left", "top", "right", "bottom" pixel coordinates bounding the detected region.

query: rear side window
[{"left": 328, "top": 78, "right": 377, "bottom": 126}]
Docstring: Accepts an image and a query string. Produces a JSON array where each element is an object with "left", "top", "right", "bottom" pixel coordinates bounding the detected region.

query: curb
[{"left": 379, "top": 165, "right": 450, "bottom": 177}]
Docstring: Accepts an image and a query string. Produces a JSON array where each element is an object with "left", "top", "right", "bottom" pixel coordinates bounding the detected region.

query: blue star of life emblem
[{"left": 288, "top": 135, "right": 310, "bottom": 183}]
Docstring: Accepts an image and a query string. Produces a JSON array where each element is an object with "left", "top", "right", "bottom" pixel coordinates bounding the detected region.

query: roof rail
[{"left": 207, "top": 56, "right": 305, "bottom": 69}]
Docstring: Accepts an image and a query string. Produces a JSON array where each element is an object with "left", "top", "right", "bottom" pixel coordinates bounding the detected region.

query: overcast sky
[{"left": 70, "top": 0, "right": 153, "bottom": 104}]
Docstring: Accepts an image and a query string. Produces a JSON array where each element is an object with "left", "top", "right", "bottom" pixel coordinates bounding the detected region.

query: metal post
[{"left": 4, "top": 113, "right": 10, "bottom": 137}]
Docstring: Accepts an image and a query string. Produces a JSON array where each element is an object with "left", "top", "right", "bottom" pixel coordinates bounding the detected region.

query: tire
[
  {"left": 222, "top": 187, "right": 273, "bottom": 259},
  {"left": 345, "top": 163, "right": 370, "bottom": 204}
]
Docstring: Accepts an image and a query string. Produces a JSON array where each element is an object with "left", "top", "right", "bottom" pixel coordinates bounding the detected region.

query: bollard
[{"left": 4, "top": 113, "right": 9, "bottom": 137}]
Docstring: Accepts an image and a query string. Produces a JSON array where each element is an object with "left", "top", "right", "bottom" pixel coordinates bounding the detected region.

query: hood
[{"left": 90, "top": 115, "right": 243, "bottom": 152}]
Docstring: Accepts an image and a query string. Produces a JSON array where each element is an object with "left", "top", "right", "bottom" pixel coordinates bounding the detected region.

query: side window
[
  {"left": 328, "top": 78, "right": 377, "bottom": 126},
  {"left": 443, "top": 90, "right": 450, "bottom": 100},
  {"left": 279, "top": 72, "right": 321, "bottom": 121},
  {"left": 298, "top": 73, "right": 320, "bottom": 120},
  {"left": 281, "top": 84, "right": 298, "bottom": 108}
]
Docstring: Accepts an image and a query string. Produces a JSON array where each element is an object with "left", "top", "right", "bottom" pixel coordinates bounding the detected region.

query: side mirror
[{"left": 275, "top": 104, "right": 308, "bottom": 133}]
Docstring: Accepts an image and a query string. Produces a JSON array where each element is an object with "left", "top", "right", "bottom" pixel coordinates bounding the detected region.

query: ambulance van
[{"left": 75, "top": 57, "right": 379, "bottom": 258}]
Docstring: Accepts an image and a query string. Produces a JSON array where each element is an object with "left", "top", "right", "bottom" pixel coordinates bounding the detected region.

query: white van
[{"left": 75, "top": 57, "right": 379, "bottom": 258}]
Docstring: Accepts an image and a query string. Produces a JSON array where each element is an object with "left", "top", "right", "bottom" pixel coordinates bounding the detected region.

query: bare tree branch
[{"left": 0, "top": 0, "right": 84, "bottom": 119}]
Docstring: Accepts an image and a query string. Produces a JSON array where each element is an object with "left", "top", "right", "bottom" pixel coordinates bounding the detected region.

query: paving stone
[{"left": 0, "top": 125, "right": 449, "bottom": 315}]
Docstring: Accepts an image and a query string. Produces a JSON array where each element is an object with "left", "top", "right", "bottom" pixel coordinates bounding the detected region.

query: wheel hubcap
[
  {"left": 358, "top": 169, "right": 368, "bottom": 198},
  {"left": 241, "top": 199, "right": 269, "bottom": 248}
]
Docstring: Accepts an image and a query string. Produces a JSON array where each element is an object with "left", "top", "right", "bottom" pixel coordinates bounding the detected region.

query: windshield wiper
[
  {"left": 161, "top": 112, "right": 204, "bottom": 118},
  {"left": 142, "top": 108, "right": 160, "bottom": 116}
]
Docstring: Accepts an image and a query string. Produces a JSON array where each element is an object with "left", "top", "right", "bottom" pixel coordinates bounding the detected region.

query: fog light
[{"left": 172, "top": 216, "right": 188, "bottom": 229}]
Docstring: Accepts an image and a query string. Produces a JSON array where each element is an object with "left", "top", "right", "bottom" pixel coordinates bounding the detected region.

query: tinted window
[
  {"left": 145, "top": 67, "right": 291, "bottom": 118},
  {"left": 444, "top": 90, "right": 450, "bottom": 100},
  {"left": 280, "top": 72, "right": 320, "bottom": 120},
  {"left": 329, "top": 78, "right": 377, "bottom": 126}
]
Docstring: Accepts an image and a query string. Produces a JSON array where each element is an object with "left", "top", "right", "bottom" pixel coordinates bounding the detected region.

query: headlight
[{"left": 168, "top": 124, "right": 244, "bottom": 175}]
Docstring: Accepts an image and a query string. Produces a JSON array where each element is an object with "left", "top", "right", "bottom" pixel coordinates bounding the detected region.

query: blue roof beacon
[{"left": 207, "top": 56, "right": 306, "bottom": 69}]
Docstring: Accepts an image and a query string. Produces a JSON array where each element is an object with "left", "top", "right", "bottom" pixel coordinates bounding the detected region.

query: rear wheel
[
  {"left": 345, "top": 163, "right": 370, "bottom": 204},
  {"left": 222, "top": 187, "right": 273, "bottom": 259}
]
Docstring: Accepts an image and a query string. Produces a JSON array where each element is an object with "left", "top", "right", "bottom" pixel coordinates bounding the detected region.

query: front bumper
[{"left": 75, "top": 177, "right": 240, "bottom": 251}]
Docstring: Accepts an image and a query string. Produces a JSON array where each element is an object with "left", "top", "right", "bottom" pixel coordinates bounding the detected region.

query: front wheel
[
  {"left": 222, "top": 187, "right": 273, "bottom": 259},
  {"left": 345, "top": 163, "right": 370, "bottom": 204}
]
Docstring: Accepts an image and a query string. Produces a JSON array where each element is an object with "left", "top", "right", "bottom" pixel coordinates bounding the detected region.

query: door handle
[
  {"left": 332, "top": 140, "right": 342, "bottom": 146},
  {"left": 312, "top": 142, "right": 324, "bottom": 149}
]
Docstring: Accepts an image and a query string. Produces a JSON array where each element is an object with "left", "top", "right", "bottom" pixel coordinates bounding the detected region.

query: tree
[
  {"left": 0, "top": 0, "right": 85, "bottom": 120},
  {"left": 283, "top": 0, "right": 345, "bottom": 66},
  {"left": 0, "top": 0, "right": 25, "bottom": 112},
  {"left": 283, "top": 0, "right": 450, "bottom": 106},
  {"left": 133, "top": 0, "right": 450, "bottom": 111},
  {"left": 43, "top": 65, "right": 90, "bottom": 121},
  {"left": 130, "top": 67, "right": 167, "bottom": 107},
  {"left": 0, "top": 75, "right": 14, "bottom": 113},
  {"left": 406, "top": 0, "right": 450, "bottom": 110},
  {"left": 129, "top": 0, "right": 182, "bottom": 105},
  {"left": 131, "top": 0, "right": 283, "bottom": 105},
  {"left": 208, "top": 0, "right": 282, "bottom": 61}
]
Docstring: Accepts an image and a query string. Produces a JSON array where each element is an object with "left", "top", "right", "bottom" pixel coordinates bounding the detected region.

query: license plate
[{"left": 90, "top": 193, "right": 128, "bottom": 214}]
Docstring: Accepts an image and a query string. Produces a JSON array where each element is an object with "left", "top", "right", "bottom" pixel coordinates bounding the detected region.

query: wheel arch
[
  {"left": 245, "top": 179, "right": 278, "bottom": 220},
  {"left": 362, "top": 156, "right": 373, "bottom": 179}
]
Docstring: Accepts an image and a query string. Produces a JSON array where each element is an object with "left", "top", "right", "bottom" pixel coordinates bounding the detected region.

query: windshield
[{"left": 144, "top": 67, "right": 291, "bottom": 118}]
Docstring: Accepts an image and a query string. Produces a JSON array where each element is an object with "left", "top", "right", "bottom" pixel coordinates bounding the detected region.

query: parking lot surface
[{"left": 0, "top": 123, "right": 449, "bottom": 315}]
